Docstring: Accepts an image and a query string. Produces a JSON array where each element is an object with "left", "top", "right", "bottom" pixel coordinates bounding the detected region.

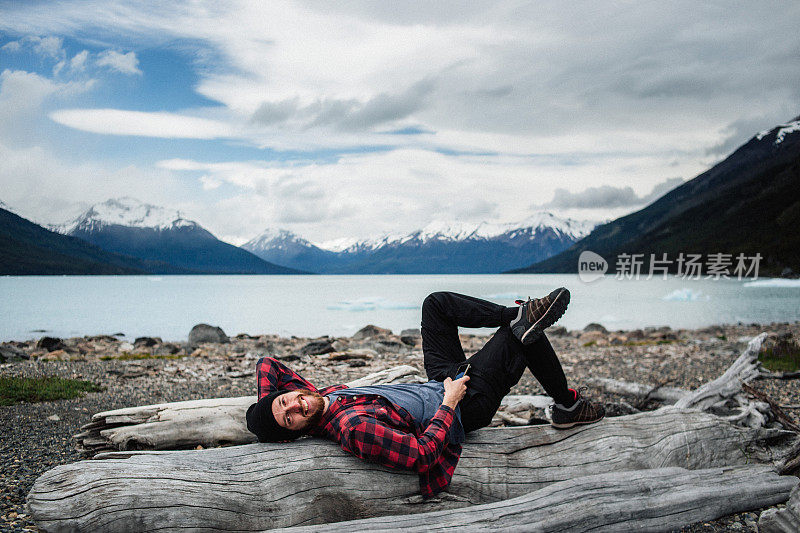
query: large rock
[
  {"left": 400, "top": 328, "right": 421, "bottom": 346},
  {"left": 37, "top": 337, "right": 65, "bottom": 352},
  {"left": 583, "top": 323, "right": 608, "bottom": 334},
  {"left": 353, "top": 325, "right": 393, "bottom": 340},
  {"left": 0, "top": 344, "right": 29, "bottom": 362},
  {"left": 134, "top": 337, "right": 162, "bottom": 349},
  {"left": 301, "top": 339, "right": 335, "bottom": 355},
  {"left": 188, "top": 324, "right": 229, "bottom": 348}
]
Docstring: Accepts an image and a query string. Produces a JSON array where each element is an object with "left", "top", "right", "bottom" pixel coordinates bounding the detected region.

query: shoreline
[{"left": 2, "top": 320, "right": 799, "bottom": 532}]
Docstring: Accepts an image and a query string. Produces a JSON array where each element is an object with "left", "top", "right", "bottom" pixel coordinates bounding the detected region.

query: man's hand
[{"left": 442, "top": 375, "right": 470, "bottom": 409}]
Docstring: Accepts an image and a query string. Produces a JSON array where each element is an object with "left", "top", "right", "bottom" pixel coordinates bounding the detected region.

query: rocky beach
[{"left": 2, "top": 321, "right": 799, "bottom": 532}]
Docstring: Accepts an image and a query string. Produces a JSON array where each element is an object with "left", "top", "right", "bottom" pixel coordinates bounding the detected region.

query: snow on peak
[
  {"left": 775, "top": 120, "right": 800, "bottom": 144},
  {"left": 755, "top": 119, "right": 800, "bottom": 145},
  {"left": 411, "top": 212, "right": 595, "bottom": 243},
  {"left": 245, "top": 228, "right": 313, "bottom": 248},
  {"left": 53, "top": 197, "right": 195, "bottom": 233},
  {"left": 315, "top": 212, "right": 595, "bottom": 251}
]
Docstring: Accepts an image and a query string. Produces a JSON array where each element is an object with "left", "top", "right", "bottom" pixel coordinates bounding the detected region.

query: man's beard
[{"left": 296, "top": 389, "right": 325, "bottom": 430}]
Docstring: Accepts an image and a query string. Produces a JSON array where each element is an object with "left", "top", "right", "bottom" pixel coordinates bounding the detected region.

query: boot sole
[{"left": 520, "top": 288, "right": 570, "bottom": 344}]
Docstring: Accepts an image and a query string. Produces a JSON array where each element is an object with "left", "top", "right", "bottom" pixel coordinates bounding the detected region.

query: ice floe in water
[
  {"left": 743, "top": 278, "right": 800, "bottom": 288},
  {"left": 327, "top": 297, "right": 418, "bottom": 312},
  {"left": 662, "top": 288, "right": 710, "bottom": 301}
]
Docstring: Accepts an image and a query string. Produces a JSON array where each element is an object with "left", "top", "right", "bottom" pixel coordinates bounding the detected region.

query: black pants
[{"left": 421, "top": 291, "right": 572, "bottom": 433}]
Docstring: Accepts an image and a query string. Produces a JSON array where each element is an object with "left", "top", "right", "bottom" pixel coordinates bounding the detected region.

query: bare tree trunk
[
  {"left": 28, "top": 409, "right": 796, "bottom": 532},
  {"left": 278, "top": 465, "right": 798, "bottom": 533}
]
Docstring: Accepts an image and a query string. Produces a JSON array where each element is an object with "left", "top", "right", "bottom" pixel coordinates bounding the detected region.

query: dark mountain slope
[{"left": 0, "top": 207, "right": 187, "bottom": 275}]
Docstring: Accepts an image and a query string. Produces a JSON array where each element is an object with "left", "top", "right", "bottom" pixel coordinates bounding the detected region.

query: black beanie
[{"left": 246, "top": 390, "right": 305, "bottom": 442}]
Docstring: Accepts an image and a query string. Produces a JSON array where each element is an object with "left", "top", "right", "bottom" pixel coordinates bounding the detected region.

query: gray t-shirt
[{"left": 327, "top": 381, "right": 465, "bottom": 444}]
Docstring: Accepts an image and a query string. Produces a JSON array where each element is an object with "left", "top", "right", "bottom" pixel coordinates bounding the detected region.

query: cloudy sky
[{"left": 1, "top": 2, "right": 798, "bottom": 245}]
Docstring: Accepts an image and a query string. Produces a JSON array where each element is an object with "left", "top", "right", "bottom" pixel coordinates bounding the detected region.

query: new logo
[{"left": 578, "top": 250, "right": 607, "bottom": 282}]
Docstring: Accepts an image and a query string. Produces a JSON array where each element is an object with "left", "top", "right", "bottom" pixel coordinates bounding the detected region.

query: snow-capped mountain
[
  {"left": 54, "top": 197, "right": 299, "bottom": 275},
  {"left": 319, "top": 213, "right": 593, "bottom": 253},
  {"left": 242, "top": 229, "right": 341, "bottom": 273},
  {"left": 244, "top": 212, "right": 596, "bottom": 274},
  {"left": 50, "top": 197, "right": 197, "bottom": 234}
]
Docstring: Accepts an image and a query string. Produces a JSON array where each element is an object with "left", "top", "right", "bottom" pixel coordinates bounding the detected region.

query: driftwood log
[
  {"left": 27, "top": 409, "right": 798, "bottom": 532},
  {"left": 279, "top": 465, "right": 798, "bottom": 533},
  {"left": 759, "top": 484, "right": 800, "bottom": 533},
  {"left": 589, "top": 334, "right": 775, "bottom": 429},
  {"left": 75, "top": 364, "right": 426, "bottom": 453}
]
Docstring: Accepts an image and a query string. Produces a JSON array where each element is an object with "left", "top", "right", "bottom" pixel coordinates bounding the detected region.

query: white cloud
[
  {"left": 3, "top": 2, "right": 797, "bottom": 156},
  {"left": 0, "top": 67, "right": 191, "bottom": 227},
  {"left": 33, "top": 36, "right": 64, "bottom": 59},
  {"left": 1, "top": 35, "right": 64, "bottom": 59},
  {"left": 158, "top": 147, "right": 704, "bottom": 243},
  {"left": 0, "top": 140, "right": 195, "bottom": 228},
  {"left": 199, "top": 175, "right": 221, "bottom": 190},
  {"left": 0, "top": 2, "right": 799, "bottom": 243},
  {"left": 0, "top": 69, "right": 93, "bottom": 147},
  {"left": 96, "top": 50, "right": 141, "bottom": 75},
  {"left": 69, "top": 50, "right": 89, "bottom": 71},
  {"left": 49, "top": 109, "right": 234, "bottom": 138},
  {"left": 1, "top": 41, "right": 22, "bottom": 52}
]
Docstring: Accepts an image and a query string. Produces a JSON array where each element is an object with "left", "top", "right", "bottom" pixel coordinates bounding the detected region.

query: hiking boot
[
  {"left": 551, "top": 387, "right": 605, "bottom": 429},
  {"left": 510, "top": 287, "right": 570, "bottom": 344}
]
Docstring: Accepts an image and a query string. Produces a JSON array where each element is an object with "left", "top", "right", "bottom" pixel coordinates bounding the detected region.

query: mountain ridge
[
  {"left": 243, "top": 212, "right": 596, "bottom": 273},
  {"left": 52, "top": 198, "right": 302, "bottom": 275},
  {"left": 0, "top": 206, "right": 195, "bottom": 275}
]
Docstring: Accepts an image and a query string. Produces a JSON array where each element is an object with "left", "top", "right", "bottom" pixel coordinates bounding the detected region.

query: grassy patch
[
  {"left": 100, "top": 352, "right": 183, "bottom": 361},
  {"left": 0, "top": 376, "right": 103, "bottom": 406},
  {"left": 582, "top": 341, "right": 597, "bottom": 347},
  {"left": 759, "top": 346, "right": 800, "bottom": 372}
]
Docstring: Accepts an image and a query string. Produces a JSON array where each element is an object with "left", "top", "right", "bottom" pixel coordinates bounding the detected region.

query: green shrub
[
  {"left": 759, "top": 347, "right": 800, "bottom": 372},
  {"left": 0, "top": 376, "right": 103, "bottom": 406}
]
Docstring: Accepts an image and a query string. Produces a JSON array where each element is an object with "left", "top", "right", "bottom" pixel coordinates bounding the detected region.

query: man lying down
[{"left": 246, "top": 289, "right": 604, "bottom": 497}]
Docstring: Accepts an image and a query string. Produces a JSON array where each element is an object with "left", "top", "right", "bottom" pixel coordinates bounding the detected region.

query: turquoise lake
[{"left": 1, "top": 274, "right": 799, "bottom": 342}]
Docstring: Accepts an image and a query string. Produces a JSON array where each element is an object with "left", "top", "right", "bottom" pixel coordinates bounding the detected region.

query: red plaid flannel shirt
[{"left": 256, "top": 356, "right": 461, "bottom": 497}]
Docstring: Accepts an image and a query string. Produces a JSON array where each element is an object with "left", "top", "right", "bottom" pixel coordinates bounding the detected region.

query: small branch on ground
[
  {"left": 758, "top": 370, "right": 800, "bottom": 380},
  {"left": 742, "top": 382, "right": 800, "bottom": 433}
]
